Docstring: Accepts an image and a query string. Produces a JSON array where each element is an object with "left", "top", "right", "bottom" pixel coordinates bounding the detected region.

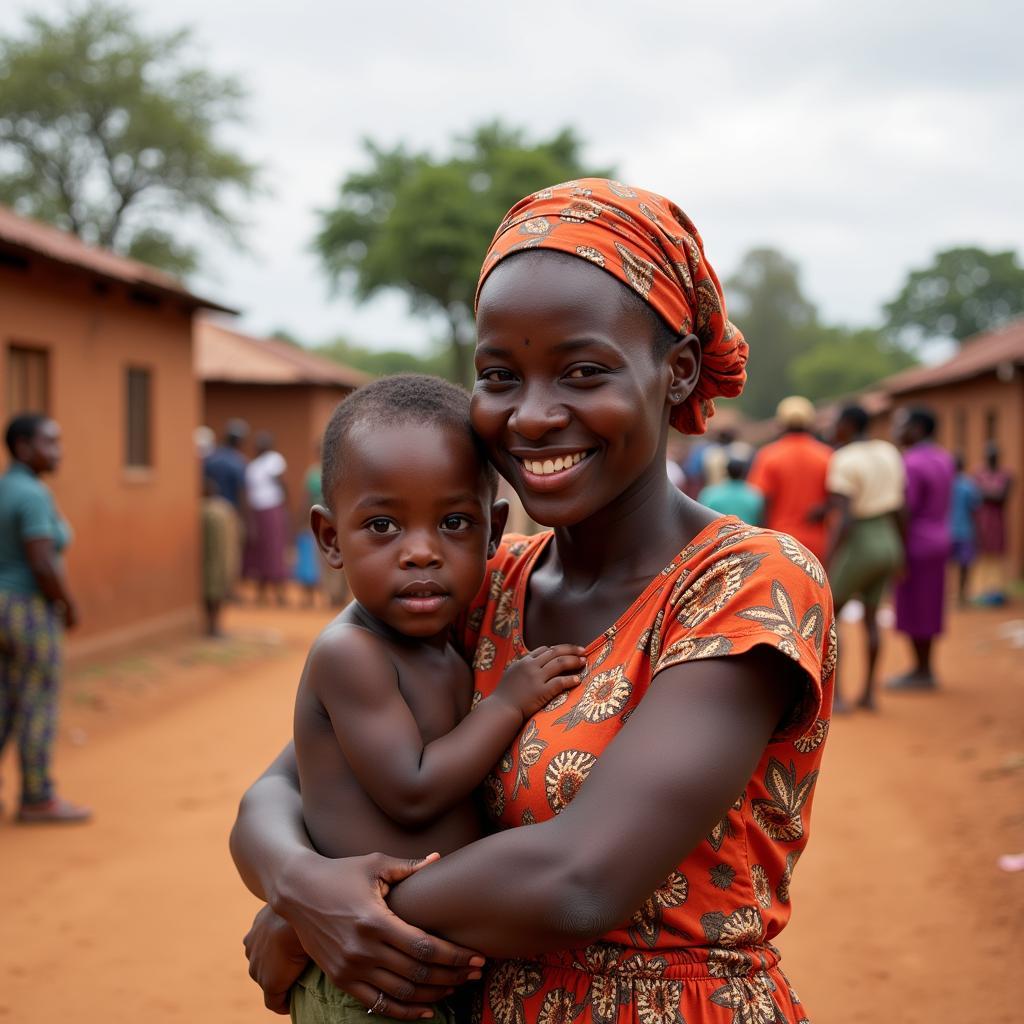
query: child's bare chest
[{"left": 390, "top": 644, "right": 471, "bottom": 742}]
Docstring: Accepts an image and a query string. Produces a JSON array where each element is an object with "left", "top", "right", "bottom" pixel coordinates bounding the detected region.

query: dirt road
[{"left": 2, "top": 600, "right": 1021, "bottom": 1023}]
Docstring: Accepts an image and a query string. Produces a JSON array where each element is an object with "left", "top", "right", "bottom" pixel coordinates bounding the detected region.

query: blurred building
[
  {"left": 880, "top": 319, "right": 1024, "bottom": 575},
  {"left": 0, "top": 205, "right": 232, "bottom": 659},
  {"left": 196, "top": 317, "right": 370, "bottom": 519}
]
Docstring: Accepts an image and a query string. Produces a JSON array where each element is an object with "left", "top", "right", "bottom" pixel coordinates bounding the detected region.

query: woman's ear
[
  {"left": 310, "top": 505, "right": 344, "bottom": 570},
  {"left": 487, "top": 499, "right": 510, "bottom": 558},
  {"left": 666, "top": 334, "right": 701, "bottom": 408}
]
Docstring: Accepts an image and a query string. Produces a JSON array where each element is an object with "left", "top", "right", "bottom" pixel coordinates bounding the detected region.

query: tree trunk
[{"left": 448, "top": 310, "right": 471, "bottom": 386}]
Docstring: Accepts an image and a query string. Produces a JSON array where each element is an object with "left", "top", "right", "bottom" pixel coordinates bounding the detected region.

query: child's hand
[
  {"left": 243, "top": 904, "right": 310, "bottom": 1014},
  {"left": 495, "top": 645, "right": 586, "bottom": 721}
]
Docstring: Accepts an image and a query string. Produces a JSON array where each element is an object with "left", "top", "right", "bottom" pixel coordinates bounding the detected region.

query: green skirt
[
  {"left": 829, "top": 513, "right": 903, "bottom": 609},
  {"left": 291, "top": 963, "right": 455, "bottom": 1024}
]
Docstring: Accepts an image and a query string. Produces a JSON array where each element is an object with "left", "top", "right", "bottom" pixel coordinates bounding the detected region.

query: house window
[
  {"left": 7, "top": 345, "right": 50, "bottom": 415},
  {"left": 953, "top": 407, "right": 967, "bottom": 457},
  {"left": 125, "top": 367, "right": 152, "bottom": 468},
  {"left": 985, "top": 408, "right": 999, "bottom": 444}
]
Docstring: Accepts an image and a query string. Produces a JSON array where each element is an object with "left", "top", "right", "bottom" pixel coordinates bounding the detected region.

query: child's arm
[{"left": 308, "top": 628, "right": 583, "bottom": 828}]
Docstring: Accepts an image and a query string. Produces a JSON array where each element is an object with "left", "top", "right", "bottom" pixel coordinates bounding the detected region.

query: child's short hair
[{"left": 321, "top": 374, "right": 497, "bottom": 508}]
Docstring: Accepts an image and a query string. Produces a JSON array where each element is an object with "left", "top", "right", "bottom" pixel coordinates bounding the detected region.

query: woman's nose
[{"left": 508, "top": 385, "right": 571, "bottom": 440}]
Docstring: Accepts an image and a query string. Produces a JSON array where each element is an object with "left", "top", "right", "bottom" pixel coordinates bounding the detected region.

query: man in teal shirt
[{"left": 699, "top": 458, "right": 765, "bottom": 526}]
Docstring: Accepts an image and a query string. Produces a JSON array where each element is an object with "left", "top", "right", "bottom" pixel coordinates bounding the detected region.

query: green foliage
[
  {"left": 883, "top": 247, "right": 1024, "bottom": 345},
  {"left": 270, "top": 329, "right": 451, "bottom": 380},
  {"left": 726, "top": 247, "right": 919, "bottom": 414},
  {"left": 313, "top": 337, "right": 451, "bottom": 379},
  {"left": 725, "top": 248, "right": 818, "bottom": 419},
  {"left": 789, "top": 325, "right": 917, "bottom": 402},
  {"left": 0, "top": 1, "right": 258, "bottom": 274},
  {"left": 314, "top": 122, "right": 610, "bottom": 384}
]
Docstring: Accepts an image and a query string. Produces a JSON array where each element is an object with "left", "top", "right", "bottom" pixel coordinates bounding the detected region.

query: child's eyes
[
  {"left": 440, "top": 514, "right": 472, "bottom": 532},
  {"left": 366, "top": 518, "right": 398, "bottom": 535}
]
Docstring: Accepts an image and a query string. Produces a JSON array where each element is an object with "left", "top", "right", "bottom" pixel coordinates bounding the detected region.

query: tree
[
  {"left": 789, "top": 326, "right": 917, "bottom": 403},
  {"left": 314, "top": 122, "right": 611, "bottom": 384},
  {"left": 271, "top": 329, "right": 450, "bottom": 379},
  {"left": 883, "top": 247, "right": 1024, "bottom": 346},
  {"left": 0, "top": 2, "right": 258, "bottom": 275},
  {"left": 725, "top": 248, "right": 819, "bottom": 420}
]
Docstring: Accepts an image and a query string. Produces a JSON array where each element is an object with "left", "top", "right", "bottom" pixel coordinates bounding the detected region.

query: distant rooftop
[
  {"left": 196, "top": 316, "right": 371, "bottom": 389},
  {"left": 0, "top": 204, "right": 233, "bottom": 312},
  {"left": 884, "top": 319, "right": 1024, "bottom": 395}
]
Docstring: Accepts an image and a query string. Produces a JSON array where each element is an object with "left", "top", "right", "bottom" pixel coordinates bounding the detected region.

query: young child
[{"left": 290, "top": 375, "right": 585, "bottom": 1024}]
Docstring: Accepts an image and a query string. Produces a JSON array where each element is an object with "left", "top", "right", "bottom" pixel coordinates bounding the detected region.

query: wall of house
[
  {"left": 1, "top": 258, "right": 201, "bottom": 657},
  {"left": 883, "top": 373, "right": 1024, "bottom": 576},
  {"left": 202, "top": 383, "right": 349, "bottom": 525}
]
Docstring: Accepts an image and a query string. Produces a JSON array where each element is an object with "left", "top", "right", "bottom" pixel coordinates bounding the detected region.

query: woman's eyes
[
  {"left": 564, "top": 365, "right": 604, "bottom": 380},
  {"left": 366, "top": 518, "right": 398, "bottom": 535},
  {"left": 477, "top": 365, "right": 607, "bottom": 384},
  {"left": 478, "top": 368, "right": 516, "bottom": 383}
]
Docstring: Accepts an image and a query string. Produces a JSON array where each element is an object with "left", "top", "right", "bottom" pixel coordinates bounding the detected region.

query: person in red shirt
[{"left": 747, "top": 396, "right": 832, "bottom": 560}]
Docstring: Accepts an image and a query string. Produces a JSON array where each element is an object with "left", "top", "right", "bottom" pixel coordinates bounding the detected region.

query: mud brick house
[
  {"left": 196, "top": 317, "right": 369, "bottom": 522},
  {"left": 1, "top": 205, "right": 232, "bottom": 658},
  {"left": 880, "top": 319, "right": 1024, "bottom": 577}
]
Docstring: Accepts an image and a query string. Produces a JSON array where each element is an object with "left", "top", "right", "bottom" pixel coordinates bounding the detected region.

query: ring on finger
[{"left": 368, "top": 991, "right": 387, "bottom": 1015}]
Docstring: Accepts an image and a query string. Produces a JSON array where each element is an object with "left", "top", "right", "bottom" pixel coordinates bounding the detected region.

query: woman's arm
[
  {"left": 229, "top": 743, "right": 308, "bottom": 903},
  {"left": 229, "top": 743, "right": 485, "bottom": 1019},
  {"left": 387, "top": 646, "right": 799, "bottom": 956},
  {"left": 24, "top": 536, "right": 77, "bottom": 626}
]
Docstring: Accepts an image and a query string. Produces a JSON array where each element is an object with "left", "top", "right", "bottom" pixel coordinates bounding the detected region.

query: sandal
[{"left": 16, "top": 796, "right": 92, "bottom": 824}]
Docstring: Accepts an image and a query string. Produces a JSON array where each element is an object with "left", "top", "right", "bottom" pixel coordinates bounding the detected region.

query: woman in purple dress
[{"left": 889, "top": 408, "right": 955, "bottom": 690}]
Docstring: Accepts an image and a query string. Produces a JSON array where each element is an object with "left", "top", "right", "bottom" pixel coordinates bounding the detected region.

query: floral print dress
[{"left": 463, "top": 517, "right": 835, "bottom": 1024}]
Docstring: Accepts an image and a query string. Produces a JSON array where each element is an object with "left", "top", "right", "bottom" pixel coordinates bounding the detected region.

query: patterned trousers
[{"left": 0, "top": 591, "right": 62, "bottom": 804}]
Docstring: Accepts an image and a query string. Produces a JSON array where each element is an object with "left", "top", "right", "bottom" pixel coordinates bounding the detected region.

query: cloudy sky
[{"left": 3, "top": 0, "right": 1022, "bottom": 353}]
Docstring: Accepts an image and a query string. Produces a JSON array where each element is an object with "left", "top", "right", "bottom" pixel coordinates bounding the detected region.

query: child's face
[{"left": 314, "top": 422, "right": 505, "bottom": 640}]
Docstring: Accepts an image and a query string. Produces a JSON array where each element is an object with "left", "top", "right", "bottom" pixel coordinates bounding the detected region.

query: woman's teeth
[{"left": 523, "top": 452, "right": 587, "bottom": 475}]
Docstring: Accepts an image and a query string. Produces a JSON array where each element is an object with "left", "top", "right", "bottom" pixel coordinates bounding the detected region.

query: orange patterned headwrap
[{"left": 475, "top": 178, "right": 747, "bottom": 435}]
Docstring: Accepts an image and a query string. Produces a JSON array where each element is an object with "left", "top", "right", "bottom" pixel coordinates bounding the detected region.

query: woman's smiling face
[{"left": 472, "top": 252, "right": 693, "bottom": 528}]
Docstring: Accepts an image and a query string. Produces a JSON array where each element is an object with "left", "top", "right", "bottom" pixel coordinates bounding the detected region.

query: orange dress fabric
[
  {"left": 475, "top": 178, "right": 747, "bottom": 436},
  {"left": 746, "top": 434, "right": 833, "bottom": 561},
  {"left": 464, "top": 518, "right": 835, "bottom": 1024}
]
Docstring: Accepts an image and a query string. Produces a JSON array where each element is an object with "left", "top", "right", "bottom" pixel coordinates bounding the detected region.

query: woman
[
  {"left": 973, "top": 443, "right": 1013, "bottom": 604},
  {"left": 888, "top": 408, "right": 954, "bottom": 691},
  {"left": 244, "top": 431, "right": 290, "bottom": 605},
  {"left": 825, "top": 404, "right": 905, "bottom": 712},
  {"left": 0, "top": 413, "right": 90, "bottom": 823},
  {"left": 231, "top": 180, "right": 835, "bottom": 1023}
]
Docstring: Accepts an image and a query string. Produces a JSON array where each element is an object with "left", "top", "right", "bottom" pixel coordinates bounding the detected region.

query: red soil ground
[{"left": 1, "top": 598, "right": 1022, "bottom": 1023}]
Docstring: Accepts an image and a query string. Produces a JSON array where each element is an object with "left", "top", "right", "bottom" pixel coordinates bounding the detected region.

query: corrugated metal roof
[
  {"left": 884, "top": 319, "right": 1024, "bottom": 395},
  {"left": 195, "top": 316, "right": 371, "bottom": 389}
]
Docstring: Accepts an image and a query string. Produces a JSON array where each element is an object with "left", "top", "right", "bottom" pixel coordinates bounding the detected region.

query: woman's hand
[
  {"left": 272, "top": 850, "right": 484, "bottom": 1020},
  {"left": 243, "top": 905, "right": 310, "bottom": 1014}
]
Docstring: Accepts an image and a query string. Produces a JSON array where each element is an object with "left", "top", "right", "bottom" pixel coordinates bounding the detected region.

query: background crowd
[
  {"left": 197, "top": 419, "right": 349, "bottom": 637},
  {"left": 677, "top": 396, "right": 1013, "bottom": 713}
]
